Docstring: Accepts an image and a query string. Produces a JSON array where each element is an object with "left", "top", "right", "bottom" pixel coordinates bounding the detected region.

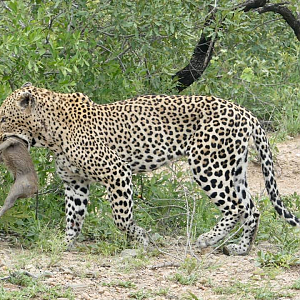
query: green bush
[{"left": 0, "top": 0, "right": 299, "bottom": 252}]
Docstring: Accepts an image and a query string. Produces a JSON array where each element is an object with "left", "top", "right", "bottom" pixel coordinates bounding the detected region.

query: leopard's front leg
[
  {"left": 56, "top": 161, "right": 90, "bottom": 246},
  {"left": 106, "top": 164, "right": 149, "bottom": 247},
  {"left": 63, "top": 179, "right": 90, "bottom": 245}
]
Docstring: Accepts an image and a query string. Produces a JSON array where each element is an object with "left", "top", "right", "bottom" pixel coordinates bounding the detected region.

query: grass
[
  {"left": 76, "top": 239, "right": 127, "bottom": 256},
  {"left": 291, "top": 279, "right": 300, "bottom": 290},
  {"left": 129, "top": 288, "right": 174, "bottom": 300},
  {"left": 166, "top": 256, "right": 201, "bottom": 286},
  {"left": 2, "top": 140, "right": 300, "bottom": 259},
  {"left": 1, "top": 133, "right": 300, "bottom": 299},
  {"left": 274, "top": 97, "right": 300, "bottom": 139},
  {"left": 129, "top": 289, "right": 151, "bottom": 300},
  {"left": 155, "top": 288, "right": 169, "bottom": 296},
  {"left": 103, "top": 280, "right": 136, "bottom": 288},
  {"left": 119, "top": 255, "right": 150, "bottom": 272},
  {"left": 257, "top": 250, "right": 300, "bottom": 268},
  {"left": 6, "top": 271, "right": 36, "bottom": 287},
  {"left": 182, "top": 292, "right": 202, "bottom": 300},
  {"left": 129, "top": 287, "right": 185, "bottom": 299},
  {"left": 0, "top": 274, "right": 74, "bottom": 300},
  {"left": 213, "top": 281, "right": 293, "bottom": 300},
  {"left": 180, "top": 256, "right": 200, "bottom": 274},
  {"left": 169, "top": 272, "right": 198, "bottom": 285}
]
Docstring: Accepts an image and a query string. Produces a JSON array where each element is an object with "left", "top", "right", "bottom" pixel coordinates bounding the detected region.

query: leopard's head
[{"left": 0, "top": 83, "right": 48, "bottom": 146}]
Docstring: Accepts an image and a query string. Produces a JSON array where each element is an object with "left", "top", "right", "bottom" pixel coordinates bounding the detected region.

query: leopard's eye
[{"left": 0, "top": 116, "right": 6, "bottom": 123}]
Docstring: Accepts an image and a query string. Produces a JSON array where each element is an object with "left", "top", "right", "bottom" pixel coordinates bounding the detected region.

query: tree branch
[
  {"left": 172, "top": 0, "right": 300, "bottom": 92},
  {"left": 238, "top": 0, "right": 267, "bottom": 12},
  {"left": 257, "top": 3, "right": 300, "bottom": 41},
  {"left": 172, "top": 35, "right": 216, "bottom": 92},
  {"left": 172, "top": 7, "right": 217, "bottom": 92}
]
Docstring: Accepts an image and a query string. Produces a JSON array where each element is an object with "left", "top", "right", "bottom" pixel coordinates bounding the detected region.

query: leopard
[{"left": 0, "top": 82, "right": 299, "bottom": 255}]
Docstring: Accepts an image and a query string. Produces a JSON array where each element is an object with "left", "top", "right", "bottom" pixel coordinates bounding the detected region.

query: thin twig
[
  {"left": 148, "top": 261, "right": 180, "bottom": 270},
  {"left": 148, "top": 235, "right": 184, "bottom": 262},
  {"left": 37, "top": 187, "right": 62, "bottom": 195},
  {"left": 184, "top": 186, "right": 190, "bottom": 258},
  {"left": 35, "top": 192, "right": 39, "bottom": 220},
  {"left": 204, "top": 221, "right": 246, "bottom": 258},
  {"left": 142, "top": 205, "right": 186, "bottom": 211},
  {"left": 96, "top": 43, "right": 113, "bottom": 54},
  {"left": 154, "top": 213, "right": 187, "bottom": 222}
]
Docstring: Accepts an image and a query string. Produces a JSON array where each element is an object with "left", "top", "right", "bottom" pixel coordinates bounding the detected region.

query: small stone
[
  {"left": 81, "top": 292, "right": 90, "bottom": 300},
  {"left": 27, "top": 264, "right": 35, "bottom": 270},
  {"left": 151, "top": 233, "right": 163, "bottom": 242},
  {"left": 42, "top": 271, "right": 53, "bottom": 278},
  {"left": 49, "top": 280, "right": 57, "bottom": 286},
  {"left": 120, "top": 249, "right": 138, "bottom": 258},
  {"left": 98, "top": 287, "right": 106, "bottom": 294},
  {"left": 62, "top": 268, "right": 73, "bottom": 274},
  {"left": 85, "top": 271, "right": 98, "bottom": 278},
  {"left": 66, "top": 283, "right": 89, "bottom": 290}
]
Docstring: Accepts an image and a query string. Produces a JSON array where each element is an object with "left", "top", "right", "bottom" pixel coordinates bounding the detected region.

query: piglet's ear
[{"left": 17, "top": 92, "right": 36, "bottom": 111}]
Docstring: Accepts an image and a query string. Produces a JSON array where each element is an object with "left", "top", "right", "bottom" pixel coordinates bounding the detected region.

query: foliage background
[{"left": 0, "top": 0, "right": 299, "bottom": 253}]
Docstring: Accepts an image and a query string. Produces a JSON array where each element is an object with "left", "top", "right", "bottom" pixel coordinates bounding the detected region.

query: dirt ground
[
  {"left": 1, "top": 136, "right": 300, "bottom": 300},
  {"left": 249, "top": 135, "right": 300, "bottom": 196}
]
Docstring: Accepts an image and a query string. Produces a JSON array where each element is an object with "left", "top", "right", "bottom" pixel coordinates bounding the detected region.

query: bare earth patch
[
  {"left": 1, "top": 136, "right": 300, "bottom": 299},
  {"left": 249, "top": 135, "right": 300, "bottom": 196}
]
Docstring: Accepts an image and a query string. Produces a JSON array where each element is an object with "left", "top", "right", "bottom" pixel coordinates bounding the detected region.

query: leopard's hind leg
[
  {"left": 187, "top": 144, "right": 244, "bottom": 251},
  {"left": 223, "top": 149, "right": 260, "bottom": 255}
]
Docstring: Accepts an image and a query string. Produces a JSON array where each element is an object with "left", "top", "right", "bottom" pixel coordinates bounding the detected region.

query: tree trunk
[
  {"left": 172, "top": 35, "right": 215, "bottom": 92},
  {"left": 173, "top": 0, "right": 300, "bottom": 92}
]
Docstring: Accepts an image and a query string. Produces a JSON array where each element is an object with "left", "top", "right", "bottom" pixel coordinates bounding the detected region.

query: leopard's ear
[
  {"left": 16, "top": 92, "right": 36, "bottom": 112},
  {"left": 22, "top": 82, "right": 32, "bottom": 88}
]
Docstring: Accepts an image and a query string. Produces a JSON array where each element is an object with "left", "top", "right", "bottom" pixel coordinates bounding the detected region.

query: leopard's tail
[{"left": 252, "top": 120, "right": 300, "bottom": 227}]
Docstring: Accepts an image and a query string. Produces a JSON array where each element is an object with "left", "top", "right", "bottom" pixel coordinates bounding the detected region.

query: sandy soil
[
  {"left": 249, "top": 135, "right": 300, "bottom": 196},
  {"left": 1, "top": 136, "right": 300, "bottom": 300}
]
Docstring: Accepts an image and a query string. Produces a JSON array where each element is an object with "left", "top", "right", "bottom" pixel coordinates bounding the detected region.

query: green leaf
[{"left": 240, "top": 67, "right": 255, "bottom": 82}]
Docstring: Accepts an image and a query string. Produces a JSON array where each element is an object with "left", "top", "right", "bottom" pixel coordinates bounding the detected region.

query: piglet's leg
[
  {"left": 0, "top": 139, "right": 17, "bottom": 152},
  {"left": 0, "top": 182, "right": 24, "bottom": 217}
]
